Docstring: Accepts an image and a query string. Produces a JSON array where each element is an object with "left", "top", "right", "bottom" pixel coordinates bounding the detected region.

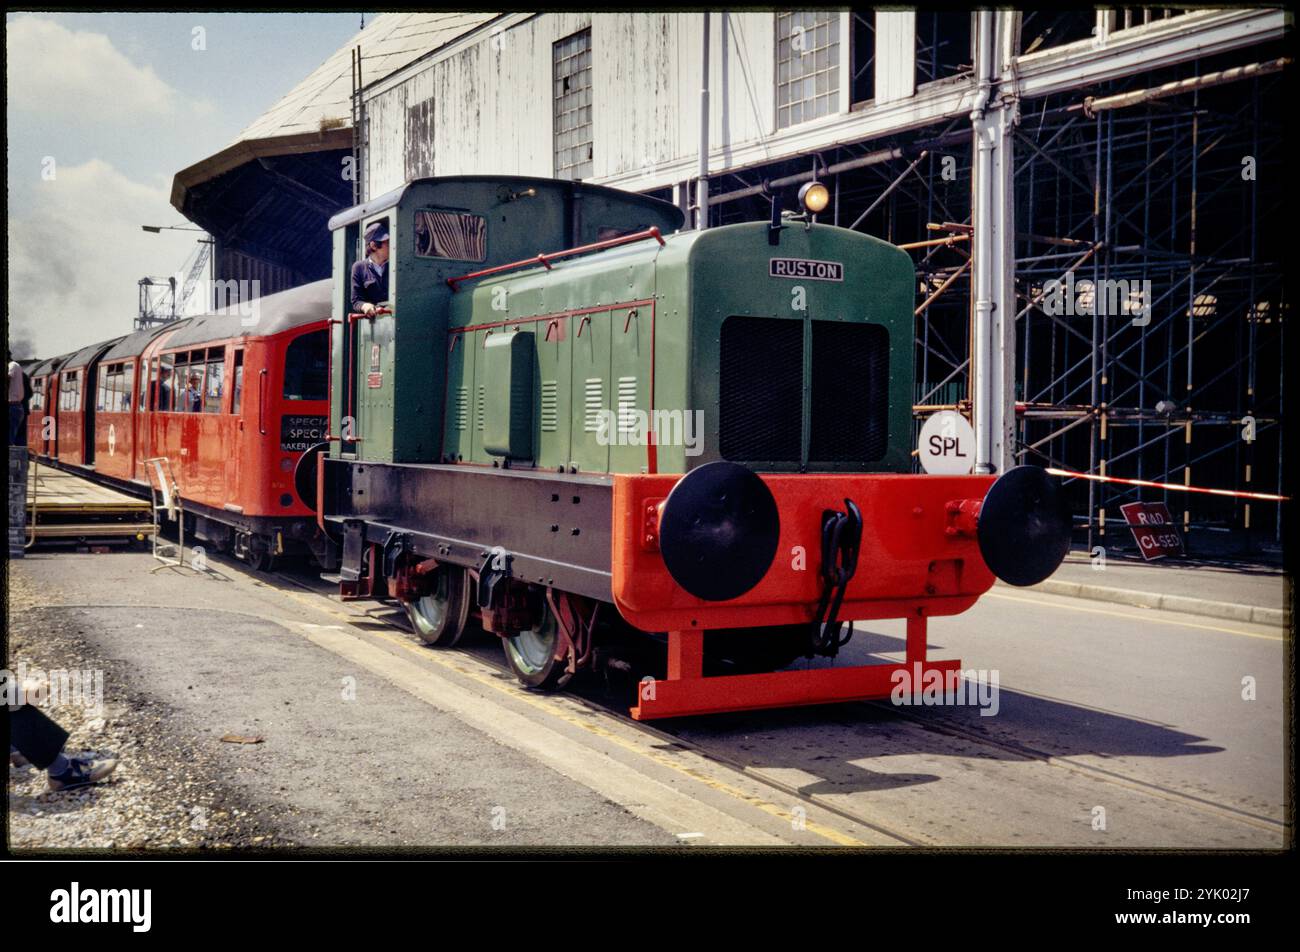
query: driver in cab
[{"left": 350, "top": 221, "right": 390, "bottom": 317}]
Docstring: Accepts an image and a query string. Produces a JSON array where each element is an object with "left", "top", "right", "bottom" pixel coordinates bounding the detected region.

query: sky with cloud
[{"left": 6, "top": 12, "right": 364, "bottom": 359}]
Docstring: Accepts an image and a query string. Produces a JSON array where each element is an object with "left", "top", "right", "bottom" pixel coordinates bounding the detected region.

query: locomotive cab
[{"left": 324, "top": 176, "right": 684, "bottom": 465}]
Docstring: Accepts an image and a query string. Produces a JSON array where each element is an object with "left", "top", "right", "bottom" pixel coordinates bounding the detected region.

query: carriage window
[
  {"left": 283, "top": 330, "right": 328, "bottom": 400},
  {"left": 157, "top": 354, "right": 178, "bottom": 412},
  {"left": 122, "top": 363, "right": 134, "bottom": 411},
  {"left": 139, "top": 358, "right": 149, "bottom": 409},
  {"left": 61, "top": 371, "right": 80, "bottom": 411},
  {"left": 414, "top": 210, "right": 487, "bottom": 262},
  {"left": 204, "top": 358, "right": 224, "bottom": 414},
  {"left": 29, "top": 378, "right": 42, "bottom": 413},
  {"left": 181, "top": 364, "right": 205, "bottom": 414},
  {"left": 101, "top": 363, "right": 128, "bottom": 412},
  {"left": 231, "top": 350, "right": 245, "bottom": 414},
  {"left": 151, "top": 357, "right": 165, "bottom": 411},
  {"left": 172, "top": 349, "right": 202, "bottom": 413},
  {"left": 171, "top": 354, "right": 187, "bottom": 411}
]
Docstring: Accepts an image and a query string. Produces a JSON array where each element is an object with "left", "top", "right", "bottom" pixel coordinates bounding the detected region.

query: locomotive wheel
[
  {"left": 247, "top": 549, "right": 277, "bottom": 572},
  {"left": 502, "top": 601, "right": 571, "bottom": 691},
  {"left": 705, "top": 625, "right": 808, "bottom": 675},
  {"left": 404, "top": 565, "right": 471, "bottom": 647}
]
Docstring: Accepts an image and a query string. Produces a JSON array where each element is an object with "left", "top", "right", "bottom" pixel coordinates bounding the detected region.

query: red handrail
[
  {"left": 348, "top": 306, "right": 392, "bottom": 323},
  {"left": 446, "top": 227, "right": 666, "bottom": 291},
  {"left": 257, "top": 369, "right": 267, "bottom": 435},
  {"left": 323, "top": 317, "right": 343, "bottom": 442}
]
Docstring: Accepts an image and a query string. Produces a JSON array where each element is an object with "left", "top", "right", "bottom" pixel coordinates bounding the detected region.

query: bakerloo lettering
[{"left": 312, "top": 175, "right": 1074, "bottom": 720}]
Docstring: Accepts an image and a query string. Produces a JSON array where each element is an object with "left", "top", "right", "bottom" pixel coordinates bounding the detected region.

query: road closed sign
[
  {"left": 1119, "top": 501, "right": 1184, "bottom": 560},
  {"left": 918, "top": 410, "right": 975, "bottom": 475}
]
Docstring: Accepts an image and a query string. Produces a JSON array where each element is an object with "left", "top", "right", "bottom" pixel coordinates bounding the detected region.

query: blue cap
[{"left": 364, "top": 221, "right": 389, "bottom": 244}]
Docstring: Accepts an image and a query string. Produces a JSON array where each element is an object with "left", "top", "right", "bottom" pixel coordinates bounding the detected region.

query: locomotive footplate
[
  {"left": 322, "top": 458, "right": 614, "bottom": 603},
  {"left": 631, "top": 616, "right": 963, "bottom": 720}
]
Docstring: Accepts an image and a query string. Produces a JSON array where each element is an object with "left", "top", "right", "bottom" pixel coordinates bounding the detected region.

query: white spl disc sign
[{"left": 918, "top": 410, "right": 974, "bottom": 475}]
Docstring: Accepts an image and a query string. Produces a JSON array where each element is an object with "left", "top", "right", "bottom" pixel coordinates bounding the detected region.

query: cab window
[
  {"left": 414, "top": 209, "right": 487, "bottom": 261},
  {"left": 283, "top": 330, "right": 328, "bottom": 401}
]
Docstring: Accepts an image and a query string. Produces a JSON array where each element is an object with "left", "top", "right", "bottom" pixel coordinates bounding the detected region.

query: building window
[
  {"left": 850, "top": 12, "right": 875, "bottom": 105},
  {"left": 916, "top": 12, "right": 972, "bottom": 85},
  {"left": 777, "top": 11, "right": 840, "bottom": 129},
  {"left": 553, "top": 28, "right": 593, "bottom": 181}
]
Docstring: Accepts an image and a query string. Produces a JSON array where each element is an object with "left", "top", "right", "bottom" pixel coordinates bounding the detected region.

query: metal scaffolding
[{"left": 708, "top": 36, "right": 1287, "bottom": 557}]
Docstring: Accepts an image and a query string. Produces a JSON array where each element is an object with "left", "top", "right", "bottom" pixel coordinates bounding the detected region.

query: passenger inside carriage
[
  {"left": 156, "top": 365, "right": 174, "bottom": 412},
  {"left": 185, "top": 372, "right": 203, "bottom": 413}
]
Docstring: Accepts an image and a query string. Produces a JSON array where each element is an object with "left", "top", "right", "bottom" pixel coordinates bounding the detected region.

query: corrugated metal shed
[
  {"left": 238, "top": 12, "right": 499, "bottom": 143},
  {"left": 170, "top": 12, "right": 500, "bottom": 294}
]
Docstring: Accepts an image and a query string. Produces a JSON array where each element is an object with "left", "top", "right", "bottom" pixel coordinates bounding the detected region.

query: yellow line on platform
[
  {"left": 272, "top": 585, "right": 870, "bottom": 847},
  {"left": 985, "top": 591, "right": 1285, "bottom": 641}
]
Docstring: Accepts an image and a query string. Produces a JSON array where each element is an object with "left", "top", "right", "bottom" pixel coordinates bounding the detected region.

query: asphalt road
[{"left": 7, "top": 548, "right": 1287, "bottom": 849}]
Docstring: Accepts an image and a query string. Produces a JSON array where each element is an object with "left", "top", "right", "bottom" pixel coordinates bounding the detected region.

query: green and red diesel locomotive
[{"left": 310, "top": 175, "right": 1072, "bottom": 719}]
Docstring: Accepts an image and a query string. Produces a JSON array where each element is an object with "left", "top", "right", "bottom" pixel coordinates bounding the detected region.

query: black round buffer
[
  {"left": 294, "top": 441, "right": 330, "bottom": 512},
  {"left": 658, "top": 461, "right": 781, "bottom": 602},
  {"left": 976, "top": 465, "right": 1073, "bottom": 587}
]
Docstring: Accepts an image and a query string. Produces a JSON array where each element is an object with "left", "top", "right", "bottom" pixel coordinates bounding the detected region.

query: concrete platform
[
  {"left": 1021, "top": 551, "right": 1290, "bottom": 626},
  {"left": 7, "top": 545, "right": 1287, "bottom": 850},
  {"left": 23, "top": 461, "right": 155, "bottom": 545}
]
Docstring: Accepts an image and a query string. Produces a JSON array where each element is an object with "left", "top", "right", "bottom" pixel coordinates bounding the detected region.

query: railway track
[{"left": 260, "top": 557, "right": 1285, "bottom": 847}]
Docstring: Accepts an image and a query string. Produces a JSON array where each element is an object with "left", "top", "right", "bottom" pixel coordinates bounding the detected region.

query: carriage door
[{"left": 133, "top": 356, "right": 150, "bottom": 478}]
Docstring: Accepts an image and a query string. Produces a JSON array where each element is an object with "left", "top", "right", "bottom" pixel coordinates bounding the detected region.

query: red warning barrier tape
[{"left": 1044, "top": 468, "right": 1290, "bottom": 502}]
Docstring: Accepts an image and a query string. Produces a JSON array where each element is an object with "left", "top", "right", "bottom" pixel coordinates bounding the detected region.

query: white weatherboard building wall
[{"left": 357, "top": 9, "right": 1286, "bottom": 202}]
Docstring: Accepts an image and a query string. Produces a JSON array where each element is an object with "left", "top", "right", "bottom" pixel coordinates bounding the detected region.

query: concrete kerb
[{"left": 1004, "top": 577, "right": 1289, "bottom": 628}]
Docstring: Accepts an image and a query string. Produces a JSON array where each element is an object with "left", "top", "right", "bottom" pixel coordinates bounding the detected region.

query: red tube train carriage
[{"left": 25, "top": 280, "right": 334, "bottom": 568}]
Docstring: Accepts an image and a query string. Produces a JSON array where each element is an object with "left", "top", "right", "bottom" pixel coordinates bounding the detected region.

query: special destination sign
[{"left": 281, "top": 415, "right": 327, "bottom": 453}]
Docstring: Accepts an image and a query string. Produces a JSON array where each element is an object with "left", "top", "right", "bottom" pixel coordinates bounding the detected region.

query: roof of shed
[
  {"left": 172, "top": 12, "right": 499, "bottom": 204},
  {"left": 169, "top": 13, "right": 498, "bottom": 279}
]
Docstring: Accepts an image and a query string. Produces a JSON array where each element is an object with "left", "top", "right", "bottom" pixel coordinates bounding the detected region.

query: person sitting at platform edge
[{"left": 350, "top": 220, "right": 390, "bottom": 317}]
